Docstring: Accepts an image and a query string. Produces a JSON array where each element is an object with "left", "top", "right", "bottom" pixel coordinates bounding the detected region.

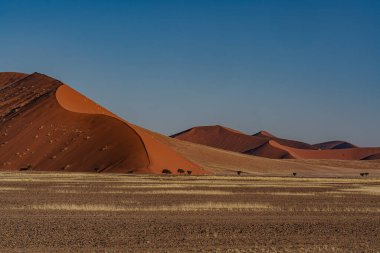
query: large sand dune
[{"left": 0, "top": 72, "right": 205, "bottom": 174}]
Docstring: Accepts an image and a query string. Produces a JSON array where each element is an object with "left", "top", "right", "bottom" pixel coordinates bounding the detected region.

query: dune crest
[{"left": 313, "top": 141, "right": 357, "bottom": 150}]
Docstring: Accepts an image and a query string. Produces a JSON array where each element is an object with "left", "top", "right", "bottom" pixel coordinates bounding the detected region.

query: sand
[
  {"left": 172, "top": 125, "right": 380, "bottom": 161},
  {"left": 1, "top": 71, "right": 380, "bottom": 177},
  {"left": 0, "top": 72, "right": 206, "bottom": 174}
]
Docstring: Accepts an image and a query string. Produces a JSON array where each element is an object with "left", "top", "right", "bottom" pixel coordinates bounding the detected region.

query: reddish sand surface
[
  {"left": 2, "top": 72, "right": 380, "bottom": 177},
  {"left": 172, "top": 125, "right": 380, "bottom": 161},
  {"left": 0, "top": 72, "right": 205, "bottom": 174},
  {"left": 271, "top": 140, "right": 380, "bottom": 160},
  {"left": 313, "top": 140, "right": 357, "bottom": 150},
  {"left": 172, "top": 125, "right": 267, "bottom": 153}
]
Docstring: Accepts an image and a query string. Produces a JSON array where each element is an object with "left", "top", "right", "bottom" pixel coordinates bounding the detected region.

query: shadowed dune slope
[
  {"left": 171, "top": 126, "right": 308, "bottom": 159},
  {"left": 0, "top": 72, "right": 28, "bottom": 87},
  {"left": 253, "top": 131, "right": 315, "bottom": 150},
  {"left": 162, "top": 133, "right": 380, "bottom": 177},
  {"left": 0, "top": 72, "right": 205, "bottom": 174},
  {"left": 313, "top": 141, "right": 357, "bottom": 150},
  {"left": 270, "top": 140, "right": 380, "bottom": 160},
  {"left": 171, "top": 125, "right": 267, "bottom": 153},
  {"left": 253, "top": 130, "right": 276, "bottom": 138},
  {"left": 172, "top": 125, "right": 380, "bottom": 161},
  {"left": 362, "top": 153, "right": 380, "bottom": 160}
]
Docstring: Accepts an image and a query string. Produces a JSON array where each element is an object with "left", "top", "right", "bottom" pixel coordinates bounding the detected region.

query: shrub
[
  {"left": 177, "top": 168, "right": 185, "bottom": 174},
  {"left": 162, "top": 169, "right": 172, "bottom": 174},
  {"left": 187, "top": 170, "right": 192, "bottom": 175},
  {"left": 19, "top": 164, "right": 32, "bottom": 171},
  {"left": 237, "top": 171, "right": 242, "bottom": 176},
  {"left": 292, "top": 172, "right": 297, "bottom": 177},
  {"left": 360, "top": 173, "right": 365, "bottom": 177}
]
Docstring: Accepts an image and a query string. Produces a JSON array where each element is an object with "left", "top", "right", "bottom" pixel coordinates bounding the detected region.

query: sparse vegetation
[
  {"left": 177, "top": 168, "right": 185, "bottom": 174},
  {"left": 19, "top": 164, "right": 32, "bottom": 171},
  {"left": 162, "top": 169, "right": 172, "bottom": 174},
  {"left": 24, "top": 202, "right": 275, "bottom": 212},
  {"left": 1, "top": 172, "right": 380, "bottom": 251}
]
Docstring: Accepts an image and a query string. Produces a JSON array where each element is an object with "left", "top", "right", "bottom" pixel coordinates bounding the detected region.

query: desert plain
[
  {"left": 1, "top": 72, "right": 380, "bottom": 252},
  {"left": 1, "top": 172, "right": 380, "bottom": 252}
]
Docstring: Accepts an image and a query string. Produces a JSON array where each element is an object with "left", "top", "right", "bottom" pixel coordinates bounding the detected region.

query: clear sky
[{"left": 1, "top": 0, "right": 379, "bottom": 146}]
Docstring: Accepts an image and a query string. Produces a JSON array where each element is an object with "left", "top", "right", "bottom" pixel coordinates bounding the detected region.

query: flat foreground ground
[{"left": 1, "top": 172, "right": 380, "bottom": 252}]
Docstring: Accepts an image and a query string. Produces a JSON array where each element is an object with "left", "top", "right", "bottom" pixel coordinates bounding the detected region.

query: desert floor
[{"left": 0, "top": 172, "right": 379, "bottom": 252}]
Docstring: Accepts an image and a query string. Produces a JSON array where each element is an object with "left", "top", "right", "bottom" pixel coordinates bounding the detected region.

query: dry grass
[
  {"left": 53, "top": 189, "right": 81, "bottom": 194},
  {"left": 340, "top": 186, "right": 380, "bottom": 195},
  {"left": 285, "top": 206, "right": 380, "bottom": 213},
  {"left": 235, "top": 244, "right": 346, "bottom": 253},
  {"left": 0, "top": 187, "right": 25, "bottom": 191},
  {"left": 52, "top": 189, "right": 233, "bottom": 195},
  {"left": 22, "top": 202, "right": 275, "bottom": 212},
  {"left": 132, "top": 189, "right": 234, "bottom": 195},
  {"left": 17, "top": 202, "right": 380, "bottom": 213},
  {"left": 268, "top": 192, "right": 315, "bottom": 196}
]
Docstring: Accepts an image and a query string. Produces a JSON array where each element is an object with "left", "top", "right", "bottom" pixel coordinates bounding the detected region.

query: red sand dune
[
  {"left": 270, "top": 140, "right": 380, "bottom": 160},
  {"left": 0, "top": 72, "right": 28, "bottom": 87},
  {"left": 252, "top": 131, "right": 315, "bottom": 150},
  {"left": 171, "top": 126, "right": 295, "bottom": 159},
  {"left": 172, "top": 126, "right": 380, "bottom": 161},
  {"left": 0, "top": 72, "right": 206, "bottom": 174},
  {"left": 313, "top": 141, "right": 357, "bottom": 150},
  {"left": 171, "top": 125, "right": 267, "bottom": 153}
]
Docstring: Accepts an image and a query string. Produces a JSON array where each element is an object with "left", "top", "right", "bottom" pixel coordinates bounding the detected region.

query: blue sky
[{"left": 1, "top": 0, "right": 379, "bottom": 146}]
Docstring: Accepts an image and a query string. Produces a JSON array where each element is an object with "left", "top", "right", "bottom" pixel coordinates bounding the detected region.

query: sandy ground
[{"left": 1, "top": 172, "right": 380, "bottom": 252}]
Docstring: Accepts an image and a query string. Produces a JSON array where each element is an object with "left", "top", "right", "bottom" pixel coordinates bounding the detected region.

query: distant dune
[
  {"left": 313, "top": 141, "right": 357, "bottom": 150},
  {"left": 171, "top": 125, "right": 267, "bottom": 153},
  {"left": 0, "top": 72, "right": 205, "bottom": 174},
  {"left": 172, "top": 125, "right": 380, "bottom": 161}
]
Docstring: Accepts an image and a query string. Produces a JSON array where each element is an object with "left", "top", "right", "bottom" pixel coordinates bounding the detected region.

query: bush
[
  {"left": 292, "top": 172, "right": 297, "bottom": 177},
  {"left": 177, "top": 168, "right": 185, "bottom": 174},
  {"left": 187, "top": 170, "right": 192, "bottom": 175},
  {"left": 20, "top": 164, "right": 32, "bottom": 171},
  {"left": 237, "top": 171, "right": 242, "bottom": 176},
  {"left": 162, "top": 169, "right": 172, "bottom": 174}
]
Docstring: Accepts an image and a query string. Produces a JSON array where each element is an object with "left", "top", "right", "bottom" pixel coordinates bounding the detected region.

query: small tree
[
  {"left": 360, "top": 173, "right": 365, "bottom": 177},
  {"left": 162, "top": 169, "right": 172, "bottom": 174},
  {"left": 187, "top": 170, "right": 192, "bottom": 175},
  {"left": 292, "top": 172, "right": 297, "bottom": 177},
  {"left": 177, "top": 168, "right": 185, "bottom": 174},
  {"left": 237, "top": 170, "right": 242, "bottom": 176},
  {"left": 365, "top": 172, "right": 369, "bottom": 176}
]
